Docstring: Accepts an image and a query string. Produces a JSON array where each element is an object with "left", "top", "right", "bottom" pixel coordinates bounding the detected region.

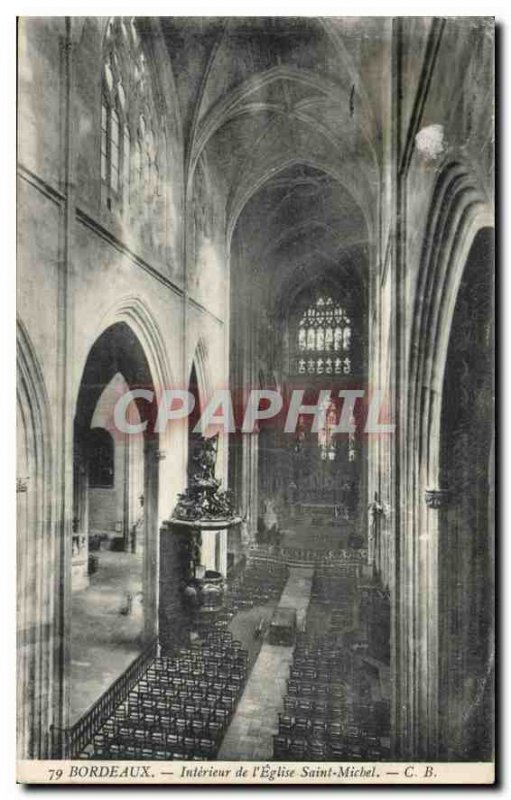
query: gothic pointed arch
[
  {"left": 399, "top": 160, "right": 494, "bottom": 760},
  {"left": 85, "top": 294, "right": 174, "bottom": 404},
  {"left": 408, "top": 161, "right": 493, "bottom": 503},
  {"left": 16, "top": 318, "right": 55, "bottom": 759}
]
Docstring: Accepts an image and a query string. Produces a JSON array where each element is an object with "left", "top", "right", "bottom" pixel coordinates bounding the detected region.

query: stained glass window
[
  {"left": 101, "top": 98, "right": 108, "bottom": 182},
  {"left": 101, "top": 17, "right": 167, "bottom": 215},
  {"left": 110, "top": 108, "right": 120, "bottom": 191},
  {"left": 294, "top": 296, "right": 352, "bottom": 375},
  {"left": 123, "top": 125, "right": 130, "bottom": 205}
]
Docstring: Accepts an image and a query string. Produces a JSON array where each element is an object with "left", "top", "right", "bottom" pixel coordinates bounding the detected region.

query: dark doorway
[{"left": 439, "top": 227, "right": 494, "bottom": 760}]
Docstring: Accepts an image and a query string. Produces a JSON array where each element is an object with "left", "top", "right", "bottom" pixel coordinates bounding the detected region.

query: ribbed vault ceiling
[
  {"left": 160, "top": 16, "right": 388, "bottom": 241},
  {"left": 231, "top": 164, "right": 368, "bottom": 314}
]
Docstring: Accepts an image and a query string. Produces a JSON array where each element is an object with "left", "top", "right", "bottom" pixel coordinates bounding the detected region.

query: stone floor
[
  {"left": 218, "top": 644, "right": 294, "bottom": 760},
  {"left": 218, "top": 566, "right": 313, "bottom": 760},
  {"left": 228, "top": 601, "right": 277, "bottom": 671},
  {"left": 70, "top": 549, "right": 145, "bottom": 724},
  {"left": 279, "top": 518, "right": 357, "bottom": 551},
  {"left": 69, "top": 552, "right": 280, "bottom": 727},
  {"left": 72, "top": 554, "right": 392, "bottom": 758}
]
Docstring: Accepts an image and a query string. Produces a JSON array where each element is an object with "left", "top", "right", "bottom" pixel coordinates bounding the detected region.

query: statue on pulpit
[{"left": 173, "top": 434, "right": 235, "bottom": 522}]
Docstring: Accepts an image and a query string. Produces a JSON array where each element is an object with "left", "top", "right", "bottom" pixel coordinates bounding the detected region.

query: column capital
[
  {"left": 425, "top": 488, "right": 450, "bottom": 509},
  {"left": 16, "top": 476, "right": 29, "bottom": 493}
]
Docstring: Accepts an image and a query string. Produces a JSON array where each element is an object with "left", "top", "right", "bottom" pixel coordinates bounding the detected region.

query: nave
[
  {"left": 81, "top": 555, "right": 390, "bottom": 762},
  {"left": 16, "top": 16, "right": 494, "bottom": 765}
]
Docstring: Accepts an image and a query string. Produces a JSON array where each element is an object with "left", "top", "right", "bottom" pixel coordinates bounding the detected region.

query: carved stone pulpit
[{"left": 159, "top": 436, "right": 241, "bottom": 651}]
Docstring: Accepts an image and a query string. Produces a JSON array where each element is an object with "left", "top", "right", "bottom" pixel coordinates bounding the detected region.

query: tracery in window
[
  {"left": 101, "top": 17, "right": 167, "bottom": 222},
  {"left": 123, "top": 125, "right": 130, "bottom": 203},
  {"left": 294, "top": 296, "right": 352, "bottom": 375},
  {"left": 110, "top": 107, "right": 120, "bottom": 192},
  {"left": 101, "top": 99, "right": 108, "bottom": 182}
]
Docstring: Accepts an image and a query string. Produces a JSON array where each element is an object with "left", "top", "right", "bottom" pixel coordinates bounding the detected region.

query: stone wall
[{"left": 16, "top": 17, "right": 230, "bottom": 756}]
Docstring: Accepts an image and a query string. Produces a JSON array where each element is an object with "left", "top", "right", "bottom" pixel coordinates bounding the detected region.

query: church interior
[{"left": 17, "top": 16, "right": 494, "bottom": 763}]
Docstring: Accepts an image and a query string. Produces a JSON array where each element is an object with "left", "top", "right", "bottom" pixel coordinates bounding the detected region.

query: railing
[
  {"left": 248, "top": 543, "right": 367, "bottom": 570},
  {"left": 58, "top": 638, "right": 158, "bottom": 758}
]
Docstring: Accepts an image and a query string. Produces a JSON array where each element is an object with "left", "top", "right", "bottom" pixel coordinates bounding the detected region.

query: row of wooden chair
[
  {"left": 274, "top": 632, "right": 390, "bottom": 761},
  {"left": 86, "top": 626, "right": 249, "bottom": 760},
  {"left": 92, "top": 735, "right": 218, "bottom": 761},
  {"left": 226, "top": 561, "right": 288, "bottom": 610},
  {"left": 273, "top": 733, "right": 390, "bottom": 761}
]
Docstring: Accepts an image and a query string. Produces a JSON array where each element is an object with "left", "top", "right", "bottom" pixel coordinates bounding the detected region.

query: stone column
[
  {"left": 216, "top": 528, "right": 228, "bottom": 576},
  {"left": 421, "top": 486, "right": 450, "bottom": 758},
  {"left": 158, "top": 521, "right": 190, "bottom": 653},
  {"left": 368, "top": 493, "right": 384, "bottom": 573},
  {"left": 143, "top": 439, "right": 161, "bottom": 644}
]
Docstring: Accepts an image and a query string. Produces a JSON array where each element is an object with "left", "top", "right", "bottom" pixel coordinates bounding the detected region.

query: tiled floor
[
  {"left": 70, "top": 549, "right": 145, "bottom": 724},
  {"left": 218, "top": 567, "right": 313, "bottom": 760}
]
